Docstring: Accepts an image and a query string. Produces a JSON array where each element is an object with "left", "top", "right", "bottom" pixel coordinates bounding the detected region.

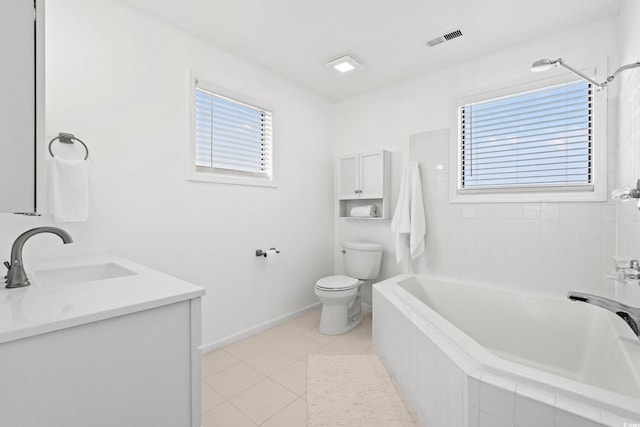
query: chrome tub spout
[{"left": 568, "top": 291, "right": 640, "bottom": 339}]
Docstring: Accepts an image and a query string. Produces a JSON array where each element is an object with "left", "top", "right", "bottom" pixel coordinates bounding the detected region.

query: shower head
[
  {"left": 530, "top": 57, "right": 603, "bottom": 89},
  {"left": 531, "top": 58, "right": 561, "bottom": 72}
]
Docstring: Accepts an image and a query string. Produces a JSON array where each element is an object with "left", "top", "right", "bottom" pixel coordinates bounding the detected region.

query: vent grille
[
  {"left": 426, "top": 28, "right": 463, "bottom": 48},
  {"left": 443, "top": 29, "right": 463, "bottom": 40}
]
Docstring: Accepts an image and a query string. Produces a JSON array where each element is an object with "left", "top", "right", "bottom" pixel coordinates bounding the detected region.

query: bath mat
[{"left": 307, "top": 354, "right": 414, "bottom": 427}]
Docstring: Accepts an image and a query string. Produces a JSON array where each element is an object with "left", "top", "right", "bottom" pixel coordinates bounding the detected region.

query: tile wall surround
[
  {"left": 617, "top": 68, "right": 640, "bottom": 263},
  {"left": 615, "top": 67, "right": 640, "bottom": 308},
  {"left": 409, "top": 100, "right": 622, "bottom": 302},
  {"left": 614, "top": 0, "right": 640, "bottom": 306}
]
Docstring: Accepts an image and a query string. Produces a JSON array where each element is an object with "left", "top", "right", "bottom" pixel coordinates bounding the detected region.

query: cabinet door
[
  {"left": 338, "top": 154, "right": 359, "bottom": 199},
  {"left": 0, "top": 0, "right": 36, "bottom": 212},
  {"left": 359, "top": 151, "right": 384, "bottom": 198}
]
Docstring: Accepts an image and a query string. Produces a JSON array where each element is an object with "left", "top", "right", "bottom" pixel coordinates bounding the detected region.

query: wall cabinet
[{"left": 337, "top": 150, "right": 390, "bottom": 219}]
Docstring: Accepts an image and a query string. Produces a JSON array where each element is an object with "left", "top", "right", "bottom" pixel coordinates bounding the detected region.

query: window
[
  {"left": 452, "top": 77, "right": 607, "bottom": 202},
  {"left": 188, "top": 77, "right": 275, "bottom": 187}
]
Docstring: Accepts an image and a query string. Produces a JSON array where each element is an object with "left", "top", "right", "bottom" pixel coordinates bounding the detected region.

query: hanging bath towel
[
  {"left": 390, "top": 161, "right": 426, "bottom": 263},
  {"left": 49, "top": 158, "right": 89, "bottom": 222}
]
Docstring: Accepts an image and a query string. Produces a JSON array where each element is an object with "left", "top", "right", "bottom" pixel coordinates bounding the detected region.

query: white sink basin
[{"left": 32, "top": 262, "right": 137, "bottom": 287}]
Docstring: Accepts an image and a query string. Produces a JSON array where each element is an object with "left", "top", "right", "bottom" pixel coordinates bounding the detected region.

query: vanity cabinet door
[{"left": 0, "top": 0, "right": 36, "bottom": 212}]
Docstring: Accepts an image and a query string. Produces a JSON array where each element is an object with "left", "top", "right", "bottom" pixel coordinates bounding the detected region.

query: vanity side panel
[{"left": 190, "top": 297, "right": 202, "bottom": 427}]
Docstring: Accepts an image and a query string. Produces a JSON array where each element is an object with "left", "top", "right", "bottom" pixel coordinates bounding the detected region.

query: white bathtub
[{"left": 373, "top": 275, "right": 640, "bottom": 427}]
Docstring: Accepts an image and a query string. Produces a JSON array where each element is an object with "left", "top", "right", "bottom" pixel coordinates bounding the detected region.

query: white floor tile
[
  {"left": 202, "top": 383, "right": 225, "bottom": 413},
  {"left": 202, "top": 402, "right": 257, "bottom": 427},
  {"left": 201, "top": 349, "right": 240, "bottom": 379},
  {"left": 244, "top": 347, "right": 298, "bottom": 377},
  {"left": 261, "top": 398, "right": 307, "bottom": 427},
  {"left": 301, "top": 326, "right": 341, "bottom": 345},
  {"left": 328, "top": 331, "right": 373, "bottom": 353},
  {"left": 229, "top": 378, "right": 297, "bottom": 425},
  {"left": 253, "top": 325, "right": 300, "bottom": 346},
  {"left": 205, "top": 362, "right": 265, "bottom": 399},
  {"left": 223, "top": 336, "right": 271, "bottom": 361},
  {"left": 271, "top": 360, "right": 307, "bottom": 396},
  {"left": 276, "top": 335, "right": 325, "bottom": 359}
]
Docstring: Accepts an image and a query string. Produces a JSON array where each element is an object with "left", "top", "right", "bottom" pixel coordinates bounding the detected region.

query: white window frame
[
  {"left": 449, "top": 70, "right": 607, "bottom": 203},
  {"left": 186, "top": 72, "right": 277, "bottom": 188}
]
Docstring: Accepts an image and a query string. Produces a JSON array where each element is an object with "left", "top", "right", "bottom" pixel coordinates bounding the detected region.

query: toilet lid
[{"left": 316, "top": 275, "right": 359, "bottom": 291}]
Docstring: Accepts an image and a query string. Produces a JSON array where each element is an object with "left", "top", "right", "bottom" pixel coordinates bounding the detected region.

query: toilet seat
[{"left": 315, "top": 275, "right": 359, "bottom": 292}]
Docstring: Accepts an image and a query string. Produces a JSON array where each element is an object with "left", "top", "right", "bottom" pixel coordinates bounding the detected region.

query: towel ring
[{"left": 48, "top": 133, "right": 89, "bottom": 161}]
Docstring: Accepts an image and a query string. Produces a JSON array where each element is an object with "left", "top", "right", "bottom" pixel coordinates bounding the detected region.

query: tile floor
[{"left": 201, "top": 307, "right": 419, "bottom": 427}]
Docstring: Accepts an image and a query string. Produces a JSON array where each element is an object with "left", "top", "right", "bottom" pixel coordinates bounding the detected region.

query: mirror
[{"left": 0, "top": 0, "right": 39, "bottom": 213}]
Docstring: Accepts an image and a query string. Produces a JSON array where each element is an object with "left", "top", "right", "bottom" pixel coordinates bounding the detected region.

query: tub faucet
[
  {"left": 568, "top": 291, "right": 640, "bottom": 339},
  {"left": 4, "top": 227, "right": 73, "bottom": 288}
]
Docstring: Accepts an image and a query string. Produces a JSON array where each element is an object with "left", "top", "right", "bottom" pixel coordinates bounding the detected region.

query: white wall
[
  {"left": 0, "top": 0, "right": 336, "bottom": 348},
  {"left": 335, "top": 18, "right": 621, "bottom": 304}
]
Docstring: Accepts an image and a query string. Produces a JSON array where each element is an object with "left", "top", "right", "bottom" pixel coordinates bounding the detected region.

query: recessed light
[{"left": 326, "top": 54, "right": 362, "bottom": 73}]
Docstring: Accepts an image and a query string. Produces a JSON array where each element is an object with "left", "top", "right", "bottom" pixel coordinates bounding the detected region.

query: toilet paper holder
[{"left": 256, "top": 248, "right": 280, "bottom": 257}]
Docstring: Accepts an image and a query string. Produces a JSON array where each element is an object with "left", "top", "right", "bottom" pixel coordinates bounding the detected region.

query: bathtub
[{"left": 372, "top": 275, "right": 640, "bottom": 427}]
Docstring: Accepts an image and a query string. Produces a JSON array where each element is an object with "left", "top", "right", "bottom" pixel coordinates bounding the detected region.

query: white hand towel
[
  {"left": 390, "top": 162, "right": 426, "bottom": 263},
  {"left": 49, "top": 158, "right": 89, "bottom": 222},
  {"left": 350, "top": 205, "right": 377, "bottom": 217}
]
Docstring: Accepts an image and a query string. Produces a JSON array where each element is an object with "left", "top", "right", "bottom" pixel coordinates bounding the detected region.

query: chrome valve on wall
[{"left": 612, "top": 178, "right": 640, "bottom": 210}]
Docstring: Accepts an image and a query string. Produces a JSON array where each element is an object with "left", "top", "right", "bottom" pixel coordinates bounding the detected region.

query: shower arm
[
  {"left": 538, "top": 58, "right": 640, "bottom": 91},
  {"left": 555, "top": 60, "right": 603, "bottom": 89}
]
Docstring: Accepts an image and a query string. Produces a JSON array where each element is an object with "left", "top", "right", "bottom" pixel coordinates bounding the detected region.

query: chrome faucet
[
  {"left": 568, "top": 291, "right": 640, "bottom": 339},
  {"left": 4, "top": 227, "right": 73, "bottom": 288}
]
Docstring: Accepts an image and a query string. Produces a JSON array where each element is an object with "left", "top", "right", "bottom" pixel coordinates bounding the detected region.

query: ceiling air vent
[{"left": 425, "top": 29, "right": 463, "bottom": 48}]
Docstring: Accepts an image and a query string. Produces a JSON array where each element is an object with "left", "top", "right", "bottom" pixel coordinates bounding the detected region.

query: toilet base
[{"left": 318, "top": 293, "right": 362, "bottom": 335}]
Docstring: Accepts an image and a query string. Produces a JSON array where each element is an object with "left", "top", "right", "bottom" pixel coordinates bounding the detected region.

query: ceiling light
[{"left": 326, "top": 55, "right": 362, "bottom": 73}]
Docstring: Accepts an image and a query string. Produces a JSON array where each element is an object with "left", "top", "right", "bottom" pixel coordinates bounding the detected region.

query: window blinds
[
  {"left": 194, "top": 86, "right": 273, "bottom": 178},
  {"left": 459, "top": 81, "right": 593, "bottom": 191}
]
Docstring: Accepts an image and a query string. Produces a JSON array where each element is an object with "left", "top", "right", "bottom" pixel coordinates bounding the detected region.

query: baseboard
[{"left": 200, "top": 301, "right": 322, "bottom": 354}]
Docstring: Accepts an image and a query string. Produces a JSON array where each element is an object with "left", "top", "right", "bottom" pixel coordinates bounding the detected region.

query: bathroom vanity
[{"left": 0, "top": 255, "right": 205, "bottom": 427}]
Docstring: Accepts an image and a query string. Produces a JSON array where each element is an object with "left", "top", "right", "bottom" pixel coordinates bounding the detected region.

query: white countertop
[{"left": 0, "top": 254, "right": 205, "bottom": 344}]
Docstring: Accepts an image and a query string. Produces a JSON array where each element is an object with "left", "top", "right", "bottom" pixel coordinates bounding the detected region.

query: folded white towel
[
  {"left": 390, "top": 162, "right": 426, "bottom": 263},
  {"left": 49, "top": 158, "right": 89, "bottom": 222},
  {"left": 351, "top": 205, "right": 377, "bottom": 217}
]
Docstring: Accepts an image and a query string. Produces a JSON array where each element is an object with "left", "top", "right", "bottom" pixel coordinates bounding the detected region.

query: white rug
[{"left": 307, "top": 354, "right": 415, "bottom": 427}]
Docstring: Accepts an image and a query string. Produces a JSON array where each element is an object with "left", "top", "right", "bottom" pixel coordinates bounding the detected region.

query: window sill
[
  {"left": 187, "top": 170, "right": 277, "bottom": 188},
  {"left": 450, "top": 188, "right": 607, "bottom": 203}
]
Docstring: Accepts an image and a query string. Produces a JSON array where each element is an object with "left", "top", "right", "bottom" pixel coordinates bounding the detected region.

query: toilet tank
[{"left": 342, "top": 241, "right": 383, "bottom": 280}]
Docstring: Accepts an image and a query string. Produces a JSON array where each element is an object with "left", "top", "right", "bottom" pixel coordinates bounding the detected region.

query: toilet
[{"left": 315, "top": 241, "right": 383, "bottom": 335}]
